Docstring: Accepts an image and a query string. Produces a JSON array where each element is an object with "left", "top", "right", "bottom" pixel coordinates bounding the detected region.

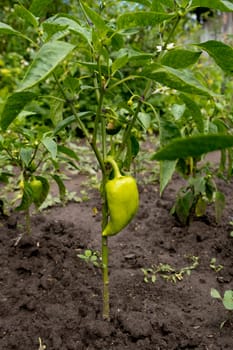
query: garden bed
[{"left": 0, "top": 172, "right": 232, "bottom": 350}]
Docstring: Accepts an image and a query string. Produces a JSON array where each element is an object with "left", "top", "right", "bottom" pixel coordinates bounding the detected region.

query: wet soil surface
[{"left": 0, "top": 172, "right": 233, "bottom": 350}]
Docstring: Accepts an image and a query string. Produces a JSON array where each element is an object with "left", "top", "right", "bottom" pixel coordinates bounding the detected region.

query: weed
[
  {"left": 211, "top": 288, "right": 233, "bottom": 311},
  {"left": 77, "top": 249, "right": 102, "bottom": 268},
  {"left": 38, "top": 337, "right": 46, "bottom": 350},
  {"left": 228, "top": 220, "right": 233, "bottom": 237},
  {"left": 209, "top": 258, "right": 223, "bottom": 273},
  {"left": 142, "top": 256, "right": 199, "bottom": 284},
  {"left": 211, "top": 288, "right": 233, "bottom": 328}
]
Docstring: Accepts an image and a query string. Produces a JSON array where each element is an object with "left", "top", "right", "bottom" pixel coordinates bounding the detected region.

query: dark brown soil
[{"left": 0, "top": 168, "right": 233, "bottom": 349}]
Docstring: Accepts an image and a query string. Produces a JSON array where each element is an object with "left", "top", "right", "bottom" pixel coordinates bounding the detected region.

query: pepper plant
[
  {"left": 0, "top": 124, "right": 77, "bottom": 233},
  {"left": 2, "top": 0, "right": 233, "bottom": 320}
]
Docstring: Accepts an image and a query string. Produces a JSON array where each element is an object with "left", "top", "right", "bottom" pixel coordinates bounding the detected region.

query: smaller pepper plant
[
  {"left": 0, "top": 126, "right": 77, "bottom": 234},
  {"left": 152, "top": 135, "right": 233, "bottom": 225}
]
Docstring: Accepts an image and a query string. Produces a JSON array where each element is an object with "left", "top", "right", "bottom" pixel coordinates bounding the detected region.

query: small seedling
[
  {"left": 211, "top": 288, "right": 233, "bottom": 310},
  {"left": 229, "top": 220, "right": 233, "bottom": 237},
  {"left": 38, "top": 337, "right": 46, "bottom": 350},
  {"left": 142, "top": 256, "right": 199, "bottom": 284},
  {"left": 211, "top": 288, "right": 233, "bottom": 328},
  {"left": 209, "top": 258, "right": 224, "bottom": 273},
  {"left": 77, "top": 249, "right": 102, "bottom": 268}
]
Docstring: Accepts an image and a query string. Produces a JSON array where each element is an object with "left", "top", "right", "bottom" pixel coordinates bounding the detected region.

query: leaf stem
[
  {"left": 104, "top": 156, "right": 121, "bottom": 178},
  {"left": 53, "top": 72, "right": 106, "bottom": 174},
  {"left": 108, "top": 75, "right": 141, "bottom": 91},
  {"left": 117, "top": 100, "right": 142, "bottom": 158},
  {"left": 162, "top": 14, "right": 181, "bottom": 51}
]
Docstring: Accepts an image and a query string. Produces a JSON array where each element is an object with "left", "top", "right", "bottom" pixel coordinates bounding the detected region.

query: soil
[{"left": 0, "top": 155, "right": 233, "bottom": 350}]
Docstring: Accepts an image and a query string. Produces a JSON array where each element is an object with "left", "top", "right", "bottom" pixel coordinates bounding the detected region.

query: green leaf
[
  {"left": 80, "top": 1, "right": 109, "bottom": 34},
  {"left": 196, "top": 41, "right": 233, "bottom": 73},
  {"left": 179, "top": 93, "right": 204, "bottom": 133},
  {"left": 151, "top": 0, "right": 174, "bottom": 10},
  {"left": 53, "top": 112, "right": 94, "bottom": 135},
  {"left": 1, "top": 91, "right": 35, "bottom": 131},
  {"left": 152, "top": 134, "right": 233, "bottom": 161},
  {"left": 191, "top": 0, "right": 233, "bottom": 12},
  {"left": 214, "top": 191, "right": 225, "bottom": 223},
  {"left": 42, "top": 137, "right": 57, "bottom": 159},
  {"left": 0, "top": 172, "right": 13, "bottom": 183},
  {"left": 14, "top": 4, "right": 39, "bottom": 28},
  {"left": 137, "top": 112, "right": 151, "bottom": 130},
  {"left": 171, "top": 104, "right": 186, "bottom": 120},
  {"left": 29, "top": 0, "right": 53, "bottom": 17},
  {"left": 151, "top": 1, "right": 164, "bottom": 11},
  {"left": 141, "top": 64, "right": 214, "bottom": 96},
  {"left": 189, "top": 176, "right": 206, "bottom": 196},
  {"left": 85, "top": 250, "right": 92, "bottom": 258},
  {"left": 18, "top": 41, "right": 75, "bottom": 91},
  {"left": 64, "top": 77, "right": 80, "bottom": 93},
  {"left": 161, "top": 49, "right": 201, "bottom": 69},
  {"left": 110, "top": 31, "right": 124, "bottom": 51},
  {"left": 113, "top": 48, "right": 153, "bottom": 65},
  {"left": 158, "top": 115, "right": 181, "bottom": 145},
  {"left": 54, "top": 115, "right": 76, "bottom": 134},
  {"left": 16, "top": 181, "right": 33, "bottom": 211},
  {"left": 41, "top": 15, "right": 70, "bottom": 41},
  {"left": 112, "top": 55, "right": 129, "bottom": 74},
  {"left": 130, "top": 135, "right": 140, "bottom": 158},
  {"left": 52, "top": 174, "right": 66, "bottom": 202},
  {"left": 44, "top": 15, "right": 91, "bottom": 44},
  {"left": 205, "top": 177, "right": 216, "bottom": 201},
  {"left": 210, "top": 288, "right": 222, "bottom": 299},
  {"left": 117, "top": 11, "right": 174, "bottom": 29},
  {"left": 125, "top": 136, "right": 137, "bottom": 168},
  {"left": 172, "top": 189, "right": 194, "bottom": 225},
  {"left": 0, "top": 22, "right": 23, "bottom": 36},
  {"left": 223, "top": 290, "right": 233, "bottom": 310},
  {"left": 42, "top": 22, "right": 68, "bottom": 41},
  {"left": 124, "top": 0, "right": 151, "bottom": 6},
  {"left": 57, "top": 145, "right": 79, "bottom": 161},
  {"left": 49, "top": 96, "right": 64, "bottom": 126},
  {"left": 160, "top": 160, "right": 177, "bottom": 195},
  {"left": 20, "top": 148, "right": 33, "bottom": 167}
]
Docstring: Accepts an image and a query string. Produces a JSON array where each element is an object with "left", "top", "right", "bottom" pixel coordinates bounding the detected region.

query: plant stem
[
  {"left": 93, "top": 86, "right": 105, "bottom": 157},
  {"left": 101, "top": 235, "right": 110, "bottom": 320},
  {"left": 54, "top": 59, "right": 110, "bottom": 320},
  {"left": 162, "top": 14, "right": 180, "bottom": 51},
  {"left": 100, "top": 156, "right": 111, "bottom": 320},
  {"left": 108, "top": 75, "right": 140, "bottom": 91},
  {"left": 53, "top": 72, "right": 106, "bottom": 174},
  {"left": 117, "top": 100, "right": 142, "bottom": 158},
  {"left": 53, "top": 73, "right": 90, "bottom": 139}
]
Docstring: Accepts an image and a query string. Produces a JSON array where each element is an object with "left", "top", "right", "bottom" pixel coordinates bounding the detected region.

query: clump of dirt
[{"left": 0, "top": 174, "right": 232, "bottom": 350}]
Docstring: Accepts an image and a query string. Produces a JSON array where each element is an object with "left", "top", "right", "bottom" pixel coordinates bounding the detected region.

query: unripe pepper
[
  {"left": 29, "top": 178, "right": 43, "bottom": 201},
  {"left": 102, "top": 157, "right": 139, "bottom": 236}
]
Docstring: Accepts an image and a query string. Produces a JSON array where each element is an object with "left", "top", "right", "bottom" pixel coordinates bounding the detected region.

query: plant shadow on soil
[{"left": 0, "top": 159, "right": 233, "bottom": 350}]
